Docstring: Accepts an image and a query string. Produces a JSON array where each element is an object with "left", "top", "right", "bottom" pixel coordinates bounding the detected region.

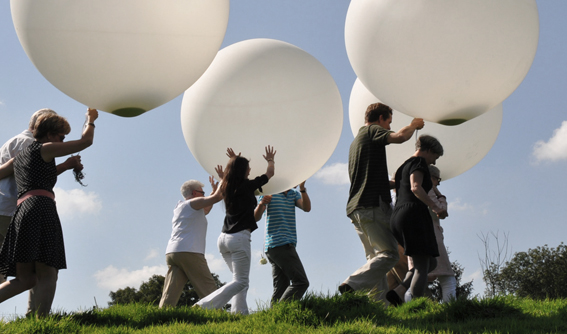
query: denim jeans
[
  {"left": 196, "top": 230, "right": 251, "bottom": 314},
  {"left": 266, "top": 243, "right": 309, "bottom": 305}
]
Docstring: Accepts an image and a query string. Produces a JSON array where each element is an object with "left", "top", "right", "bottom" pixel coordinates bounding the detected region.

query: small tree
[
  {"left": 109, "top": 273, "right": 225, "bottom": 306},
  {"left": 478, "top": 231, "right": 511, "bottom": 297},
  {"left": 429, "top": 259, "right": 474, "bottom": 301},
  {"left": 498, "top": 243, "right": 567, "bottom": 299}
]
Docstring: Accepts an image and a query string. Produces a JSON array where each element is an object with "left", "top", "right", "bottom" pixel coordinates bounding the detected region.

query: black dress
[
  {"left": 390, "top": 156, "right": 439, "bottom": 257},
  {"left": 0, "top": 141, "right": 66, "bottom": 277}
]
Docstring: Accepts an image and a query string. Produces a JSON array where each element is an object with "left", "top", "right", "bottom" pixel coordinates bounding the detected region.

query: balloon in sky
[
  {"left": 349, "top": 79, "right": 502, "bottom": 181},
  {"left": 181, "top": 39, "right": 343, "bottom": 195},
  {"left": 345, "top": 0, "right": 538, "bottom": 125},
  {"left": 11, "top": 0, "right": 229, "bottom": 117}
]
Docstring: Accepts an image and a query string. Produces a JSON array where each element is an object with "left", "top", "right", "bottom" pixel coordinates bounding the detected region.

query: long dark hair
[{"left": 220, "top": 156, "right": 250, "bottom": 214}]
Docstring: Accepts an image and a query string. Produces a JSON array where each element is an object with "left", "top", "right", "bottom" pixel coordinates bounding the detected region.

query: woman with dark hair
[
  {"left": 0, "top": 108, "right": 98, "bottom": 317},
  {"left": 389, "top": 135, "right": 447, "bottom": 303},
  {"left": 196, "top": 146, "right": 276, "bottom": 314}
]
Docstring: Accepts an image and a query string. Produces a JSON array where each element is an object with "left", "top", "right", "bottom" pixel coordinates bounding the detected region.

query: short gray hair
[
  {"left": 415, "top": 135, "right": 444, "bottom": 156},
  {"left": 428, "top": 165, "right": 441, "bottom": 179},
  {"left": 29, "top": 108, "right": 57, "bottom": 130},
  {"left": 180, "top": 180, "right": 205, "bottom": 199}
]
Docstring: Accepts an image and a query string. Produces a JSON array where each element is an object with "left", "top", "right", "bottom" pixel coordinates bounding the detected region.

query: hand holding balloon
[
  {"left": 263, "top": 145, "right": 276, "bottom": 180},
  {"left": 263, "top": 145, "right": 276, "bottom": 162},
  {"left": 214, "top": 165, "right": 224, "bottom": 181},
  {"left": 209, "top": 175, "right": 219, "bottom": 194},
  {"left": 411, "top": 118, "right": 425, "bottom": 130},
  {"left": 86, "top": 108, "right": 98, "bottom": 124},
  {"left": 226, "top": 148, "right": 241, "bottom": 158}
]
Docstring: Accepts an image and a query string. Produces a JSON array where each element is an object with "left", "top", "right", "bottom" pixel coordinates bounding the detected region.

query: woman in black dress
[
  {"left": 390, "top": 135, "right": 446, "bottom": 302},
  {"left": 0, "top": 108, "right": 98, "bottom": 317}
]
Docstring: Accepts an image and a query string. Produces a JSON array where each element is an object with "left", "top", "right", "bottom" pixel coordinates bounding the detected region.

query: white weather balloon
[
  {"left": 181, "top": 39, "right": 343, "bottom": 195},
  {"left": 11, "top": 0, "right": 229, "bottom": 117},
  {"left": 349, "top": 79, "right": 502, "bottom": 180},
  {"left": 345, "top": 0, "right": 538, "bottom": 125}
]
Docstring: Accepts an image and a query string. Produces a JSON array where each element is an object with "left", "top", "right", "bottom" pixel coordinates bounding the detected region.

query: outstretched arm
[
  {"left": 388, "top": 118, "right": 424, "bottom": 144},
  {"left": 41, "top": 108, "right": 98, "bottom": 161},
  {"left": 295, "top": 181, "right": 311, "bottom": 212},
  {"left": 56, "top": 155, "right": 83, "bottom": 176},
  {"left": 190, "top": 178, "right": 224, "bottom": 212},
  {"left": 263, "top": 145, "right": 276, "bottom": 179}
]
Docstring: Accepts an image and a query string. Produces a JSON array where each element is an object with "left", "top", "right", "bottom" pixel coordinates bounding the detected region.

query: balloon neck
[
  {"left": 111, "top": 107, "right": 147, "bottom": 117},
  {"left": 438, "top": 118, "right": 467, "bottom": 126}
]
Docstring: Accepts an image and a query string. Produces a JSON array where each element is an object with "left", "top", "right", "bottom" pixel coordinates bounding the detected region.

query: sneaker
[
  {"left": 386, "top": 290, "right": 403, "bottom": 307},
  {"left": 338, "top": 283, "right": 354, "bottom": 294}
]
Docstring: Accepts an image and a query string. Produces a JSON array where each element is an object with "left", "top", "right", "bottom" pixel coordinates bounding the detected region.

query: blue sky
[{"left": 1, "top": 1, "right": 567, "bottom": 318}]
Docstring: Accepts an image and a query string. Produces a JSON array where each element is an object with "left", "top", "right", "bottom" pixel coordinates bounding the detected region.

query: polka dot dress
[{"left": 0, "top": 141, "right": 66, "bottom": 277}]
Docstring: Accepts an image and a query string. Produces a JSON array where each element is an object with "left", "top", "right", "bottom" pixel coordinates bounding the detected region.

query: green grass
[{"left": 1, "top": 293, "right": 566, "bottom": 333}]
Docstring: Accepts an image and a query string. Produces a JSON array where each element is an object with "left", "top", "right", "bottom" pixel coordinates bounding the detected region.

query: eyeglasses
[
  {"left": 194, "top": 190, "right": 205, "bottom": 195},
  {"left": 435, "top": 177, "right": 442, "bottom": 183}
]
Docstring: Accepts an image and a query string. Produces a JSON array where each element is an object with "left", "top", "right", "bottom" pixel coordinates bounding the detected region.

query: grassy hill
[{"left": 1, "top": 293, "right": 566, "bottom": 333}]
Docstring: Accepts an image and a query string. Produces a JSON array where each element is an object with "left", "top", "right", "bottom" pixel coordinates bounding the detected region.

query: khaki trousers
[
  {"left": 344, "top": 206, "right": 399, "bottom": 305},
  {"left": 159, "top": 252, "right": 217, "bottom": 308}
]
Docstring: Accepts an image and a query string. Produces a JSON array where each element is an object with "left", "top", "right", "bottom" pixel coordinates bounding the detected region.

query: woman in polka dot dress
[{"left": 0, "top": 108, "right": 98, "bottom": 317}]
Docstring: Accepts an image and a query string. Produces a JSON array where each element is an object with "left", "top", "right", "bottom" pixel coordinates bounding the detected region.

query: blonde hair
[{"left": 32, "top": 113, "right": 71, "bottom": 139}]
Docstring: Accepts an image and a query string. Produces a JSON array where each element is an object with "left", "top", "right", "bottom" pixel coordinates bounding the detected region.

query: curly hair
[
  {"left": 220, "top": 156, "right": 250, "bottom": 214},
  {"left": 33, "top": 113, "right": 71, "bottom": 139}
]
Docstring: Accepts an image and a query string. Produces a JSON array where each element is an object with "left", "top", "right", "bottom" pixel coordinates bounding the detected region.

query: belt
[{"left": 17, "top": 189, "right": 55, "bottom": 206}]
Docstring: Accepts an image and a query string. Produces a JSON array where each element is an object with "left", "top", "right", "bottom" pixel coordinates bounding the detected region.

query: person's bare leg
[
  {"left": 30, "top": 262, "right": 58, "bottom": 317},
  {"left": 0, "top": 262, "right": 37, "bottom": 303}
]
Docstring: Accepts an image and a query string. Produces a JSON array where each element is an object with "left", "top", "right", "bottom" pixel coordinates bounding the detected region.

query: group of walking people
[
  {"left": 339, "top": 102, "right": 456, "bottom": 306},
  {"left": 160, "top": 146, "right": 312, "bottom": 315},
  {"left": 0, "top": 102, "right": 455, "bottom": 317}
]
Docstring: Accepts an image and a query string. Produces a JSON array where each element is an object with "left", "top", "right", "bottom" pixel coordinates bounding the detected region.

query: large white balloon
[
  {"left": 11, "top": 0, "right": 229, "bottom": 117},
  {"left": 181, "top": 39, "right": 343, "bottom": 195},
  {"left": 349, "top": 79, "right": 502, "bottom": 180},
  {"left": 345, "top": 0, "right": 538, "bottom": 125}
]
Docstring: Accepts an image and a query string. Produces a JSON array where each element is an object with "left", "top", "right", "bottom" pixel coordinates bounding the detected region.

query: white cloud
[
  {"left": 313, "top": 162, "right": 349, "bottom": 185},
  {"left": 205, "top": 253, "right": 227, "bottom": 273},
  {"left": 533, "top": 121, "right": 567, "bottom": 162},
  {"left": 145, "top": 248, "right": 159, "bottom": 261},
  {"left": 448, "top": 198, "right": 488, "bottom": 215},
  {"left": 448, "top": 198, "right": 473, "bottom": 212},
  {"left": 53, "top": 187, "right": 102, "bottom": 219},
  {"left": 93, "top": 265, "right": 167, "bottom": 291}
]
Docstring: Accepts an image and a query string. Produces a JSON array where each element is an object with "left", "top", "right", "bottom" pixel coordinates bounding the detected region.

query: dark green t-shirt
[{"left": 346, "top": 124, "right": 393, "bottom": 216}]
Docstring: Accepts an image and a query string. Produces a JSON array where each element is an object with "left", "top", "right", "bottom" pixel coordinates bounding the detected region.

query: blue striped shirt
[{"left": 261, "top": 189, "right": 302, "bottom": 251}]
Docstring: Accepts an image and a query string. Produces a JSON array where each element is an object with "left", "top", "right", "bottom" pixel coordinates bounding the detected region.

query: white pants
[
  {"left": 196, "top": 230, "right": 251, "bottom": 314},
  {"left": 438, "top": 275, "right": 457, "bottom": 303}
]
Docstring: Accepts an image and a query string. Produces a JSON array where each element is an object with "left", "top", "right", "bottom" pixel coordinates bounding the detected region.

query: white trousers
[{"left": 196, "top": 230, "right": 251, "bottom": 314}]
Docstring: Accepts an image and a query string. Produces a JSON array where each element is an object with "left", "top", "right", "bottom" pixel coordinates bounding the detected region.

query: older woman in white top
[{"left": 159, "top": 177, "right": 223, "bottom": 308}]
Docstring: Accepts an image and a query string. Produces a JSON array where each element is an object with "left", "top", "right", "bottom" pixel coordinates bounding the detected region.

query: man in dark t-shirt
[{"left": 339, "top": 102, "right": 424, "bottom": 306}]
